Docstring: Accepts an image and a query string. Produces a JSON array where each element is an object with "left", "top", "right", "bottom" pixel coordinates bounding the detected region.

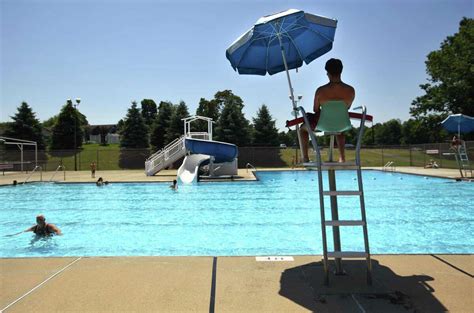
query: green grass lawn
[
  {"left": 44, "top": 143, "right": 124, "bottom": 171},
  {"left": 279, "top": 147, "right": 460, "bottom": 168}
]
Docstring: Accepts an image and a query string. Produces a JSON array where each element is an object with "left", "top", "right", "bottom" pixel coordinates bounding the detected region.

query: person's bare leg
[
  {"left": 336, "top": 134, "right": 346, "bottom": 162},
  {"left": 299, "top": 128, "right": 310, "bottom": 162}
]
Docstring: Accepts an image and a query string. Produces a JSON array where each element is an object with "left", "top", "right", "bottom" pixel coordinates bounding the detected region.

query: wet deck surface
[{"left": 1, "top": 255, "right": 472, "bottom": 312}]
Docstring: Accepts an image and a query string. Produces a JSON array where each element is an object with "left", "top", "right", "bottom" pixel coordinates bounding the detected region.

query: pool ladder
[
  {"left": 298, "top": 105, "right": 372, "bottom": 286},
  {"left": 383, "top": 161, "right": 396, "bottom": 172}
]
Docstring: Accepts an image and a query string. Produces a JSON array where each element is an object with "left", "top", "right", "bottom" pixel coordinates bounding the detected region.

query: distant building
[{"left": 87, "top": 124, "right": 120, "bottom": 144}]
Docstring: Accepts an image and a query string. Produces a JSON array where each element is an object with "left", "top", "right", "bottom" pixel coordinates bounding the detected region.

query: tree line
[{"left": 1, "top": 17, "right": 472, "bottom": 152}]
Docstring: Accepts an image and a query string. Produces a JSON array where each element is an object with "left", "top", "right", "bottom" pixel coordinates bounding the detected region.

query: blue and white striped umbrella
[{"left": 226, "top": 9, "right": 337, "bottom": 76}]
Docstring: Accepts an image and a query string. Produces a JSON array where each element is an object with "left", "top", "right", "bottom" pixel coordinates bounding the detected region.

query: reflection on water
[{"left": 27, "top": 234, "right": 59, "bottom": 253}]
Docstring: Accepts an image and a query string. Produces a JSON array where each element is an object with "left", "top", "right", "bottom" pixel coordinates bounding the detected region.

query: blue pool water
[{"left": 1, "top": 170, "right": 473, "bottom": 257}]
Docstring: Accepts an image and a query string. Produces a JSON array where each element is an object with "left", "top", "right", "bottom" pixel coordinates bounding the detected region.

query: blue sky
[{"left": 1, "top": 0, "right": 471, "bottom": 130}]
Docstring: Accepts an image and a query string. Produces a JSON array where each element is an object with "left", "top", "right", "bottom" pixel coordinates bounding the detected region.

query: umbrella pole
[{"left": 277, "top": 35, "right": 305, "bottom": 162}]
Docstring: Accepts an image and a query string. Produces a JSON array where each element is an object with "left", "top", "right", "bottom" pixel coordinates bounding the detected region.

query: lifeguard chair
[{"left": 295, "top": 101, "right": 373, "bottom": 285}]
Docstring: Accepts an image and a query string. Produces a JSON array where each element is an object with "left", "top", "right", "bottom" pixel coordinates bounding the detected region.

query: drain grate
[{"left": 256, "top": 256, "right": 294, "bottom": 262}]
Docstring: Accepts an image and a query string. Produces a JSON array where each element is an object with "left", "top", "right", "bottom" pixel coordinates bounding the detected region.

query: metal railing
[
  {"left": 246, "top": 163, "right": 257, "bottom": 173},
  {"left": 187, "top": 132, "right": 209, "bottom": 140},
  {"left": 24, "top": 165, "right": 42, "bottom": 183},
  {"left": 383, "top": 161, "right": 396, "bottom": 172},
  {"left": 49, "top": 164, "right": 66, "bottom": 182},
  {"left": 145, "top": 136, "right": 186, "bottom": 176}
]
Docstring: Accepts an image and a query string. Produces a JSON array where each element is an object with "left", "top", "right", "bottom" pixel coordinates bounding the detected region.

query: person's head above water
[
  {"left": 36, "top": 214, "right": 46, "bottom": 225},
  {"left": 325, "top": 58, "right": 343, "bottom": 79}
]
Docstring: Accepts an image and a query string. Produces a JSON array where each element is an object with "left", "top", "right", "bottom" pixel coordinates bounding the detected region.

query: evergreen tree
[
  {"left": 141, "top": 99, "right": 158, "bottom": 127},
  {"left": 278, "top": 130, "right": 297, "bottom": 147},
  {"left": 165, "top": 101, "right": 189, "bottom": 144},
  {"left": 214, "top": 90, "right": 251, "bottom": 146},
  {"left": 120, "top": 101, "right": 149, "bottom": 148},
  {"left": 252, "top": 104, "right": 279, "bottom": 146},
  {"left": 50, "top": 100, "right": 85, "bottom": 150},
  {"left": 150, "top": 101, "right": 174, "bottom": 151},
  {"left": 4, "top": 102, "right": 45, "bottom": 149}
]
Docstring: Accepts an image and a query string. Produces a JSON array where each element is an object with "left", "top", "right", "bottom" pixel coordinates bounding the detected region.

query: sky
[{"left": 1, "top": 0, "right": 472, "bottom": 130}]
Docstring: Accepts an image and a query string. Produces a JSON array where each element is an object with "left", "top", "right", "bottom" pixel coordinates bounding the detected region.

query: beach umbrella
[
  {"left": 226, "top": 8, "right": 337, "bottom": 111},
  {"left": 441, "top": 114, "right": 474, "bottom": 138}
]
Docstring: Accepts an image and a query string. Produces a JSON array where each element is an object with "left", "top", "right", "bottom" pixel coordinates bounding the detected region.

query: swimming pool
[{"left": 1, "top": 170, "right": 473, "bottom": 257}]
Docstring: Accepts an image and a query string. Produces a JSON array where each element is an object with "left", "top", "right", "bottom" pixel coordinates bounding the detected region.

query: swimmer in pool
[
  {"left": 169, "top": 179, "right": 178, "bottom": 190},
  {"left": 6, "top": 215, "right": 62, "bottom": 237}
]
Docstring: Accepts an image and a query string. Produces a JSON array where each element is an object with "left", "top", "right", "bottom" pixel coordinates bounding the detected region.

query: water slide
[{"left": 177, "top": 138, "right": 238, "bottom": 183}]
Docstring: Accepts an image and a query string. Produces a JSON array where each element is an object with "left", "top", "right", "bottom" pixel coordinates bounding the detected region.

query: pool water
[{"left": 1, "top": 170, "right": 473, "bottom": 257}]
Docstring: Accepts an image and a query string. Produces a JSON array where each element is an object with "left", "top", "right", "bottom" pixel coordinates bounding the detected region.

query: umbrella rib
[{"left": 281, "top": 33, "right": 304, "bottom": 65}]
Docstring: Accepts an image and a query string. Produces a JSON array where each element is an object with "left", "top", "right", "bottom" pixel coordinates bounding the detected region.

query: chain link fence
[{"left": 1, "top": 141, "right": 472, "bottom": 171}]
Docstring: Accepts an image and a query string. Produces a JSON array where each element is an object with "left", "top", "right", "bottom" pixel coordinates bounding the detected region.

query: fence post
[
  {"left": 409, "top": 145, "right": 412, "bottom": 166},
  {"left": 381, "top": 145, "right": 384, "bottom": 167},
  {"left": 97, "top": 149, "right": 99, "bottom": 171},
  {"left": 79, "top": 150, "right": 81, "bottom": 170},
  {"left": 423, "top": 144, "right": 426, "bottom": 166},
  {"left": 439, "top": 143, "right": 443, "bottom": 168}
]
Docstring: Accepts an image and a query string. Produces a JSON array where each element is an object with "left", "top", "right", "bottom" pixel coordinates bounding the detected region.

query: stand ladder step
[
  {"left": 325, "top": 220, "right": 365, "bottom": 226},
  {"left": 323, "top": 191, "right": 362, "bottom": 196},
  {"left": 327, "top": 251, "right": 368, "bottom": 258}
]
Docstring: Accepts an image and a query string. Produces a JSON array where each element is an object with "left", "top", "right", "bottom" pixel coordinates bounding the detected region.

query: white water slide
[{"left": 177, "top": 154, "right": 211, "bottom": 184}]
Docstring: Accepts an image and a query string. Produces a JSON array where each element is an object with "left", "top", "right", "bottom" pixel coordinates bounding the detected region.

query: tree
[
  {"left": 165, "top": 101, "right": 189, "bottom": 144},
  {"left": 42, "top": 115, "right": 58, "bottom": 129},
  {"left": 141, "top": 99, "right": 158, "bottom": 127},
  {"left": 4, "top": 102, "right": 45, "bottom": 149},
  {"left": 252, "top": 104, "right": 279, "bottom": 146},
  {"left": 150, "top": 101, "right": 174, "bottom": 151},
  {"left": 214, "top": 90, "right": 251, "bottom": 146},
  {"left": 120, "top": 101, "right": 149, "bottom": 148},
  {"left": 278, "top": 130, "right": 297, "bottom": 147},
  {"left": 410, "top": 18, "right": 473, "bottom": 119},
  {"left": 116, "top": 119, "right": 125, "bottom": 134},
  {"left": 194, "top": 97, "right": 221, "bottom": 132},
  {"left": 374, "top": 119, "right": 402, "bottom": 145},
  {"left": 401, "top": 119, "right": 428, "bottom": 145},
  {"left": 50, "top": 100, "right": 85, "bottom": 150}
]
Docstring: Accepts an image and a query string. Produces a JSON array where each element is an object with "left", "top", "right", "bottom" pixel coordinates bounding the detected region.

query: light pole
[{"left": 71, "top": 98, "right": 81, "bottom": 171}]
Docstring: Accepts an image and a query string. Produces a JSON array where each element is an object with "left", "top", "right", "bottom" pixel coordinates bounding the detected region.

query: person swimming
[
  {"left": 169, "top": 179, "right": 178, "bottom": 190},
  {"left": 96, "top": 177, "right": 109, "bottom": 186},
  {"left": 25, "top": 215, "right": 62, "bottom": 236}
]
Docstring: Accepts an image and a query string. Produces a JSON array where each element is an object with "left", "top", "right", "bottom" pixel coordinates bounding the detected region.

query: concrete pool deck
[
  {"left": 1, "top": 255, "right": 472, "bottom": 312},
  {"left": 0, "top": 166, "right": 470, "bottom": 186}
]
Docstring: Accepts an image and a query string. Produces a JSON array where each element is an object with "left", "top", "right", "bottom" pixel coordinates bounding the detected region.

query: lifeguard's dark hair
[{"left": 325, "top": 58, "right": 343, "bottom": 75}]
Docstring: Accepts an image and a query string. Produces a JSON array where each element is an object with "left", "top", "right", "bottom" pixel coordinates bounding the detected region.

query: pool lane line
[
  {"left": 430, "top": 255, "right": 473, "bottom": 278},
  {"left": 209, "top": 256, "right": 217, "bottom": 313},
  {"left": 1, "top": 257, "right": 83, "bottom": 312},
  {"left": 350, "top": 294, "right": 367, "bottom": 313}
]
